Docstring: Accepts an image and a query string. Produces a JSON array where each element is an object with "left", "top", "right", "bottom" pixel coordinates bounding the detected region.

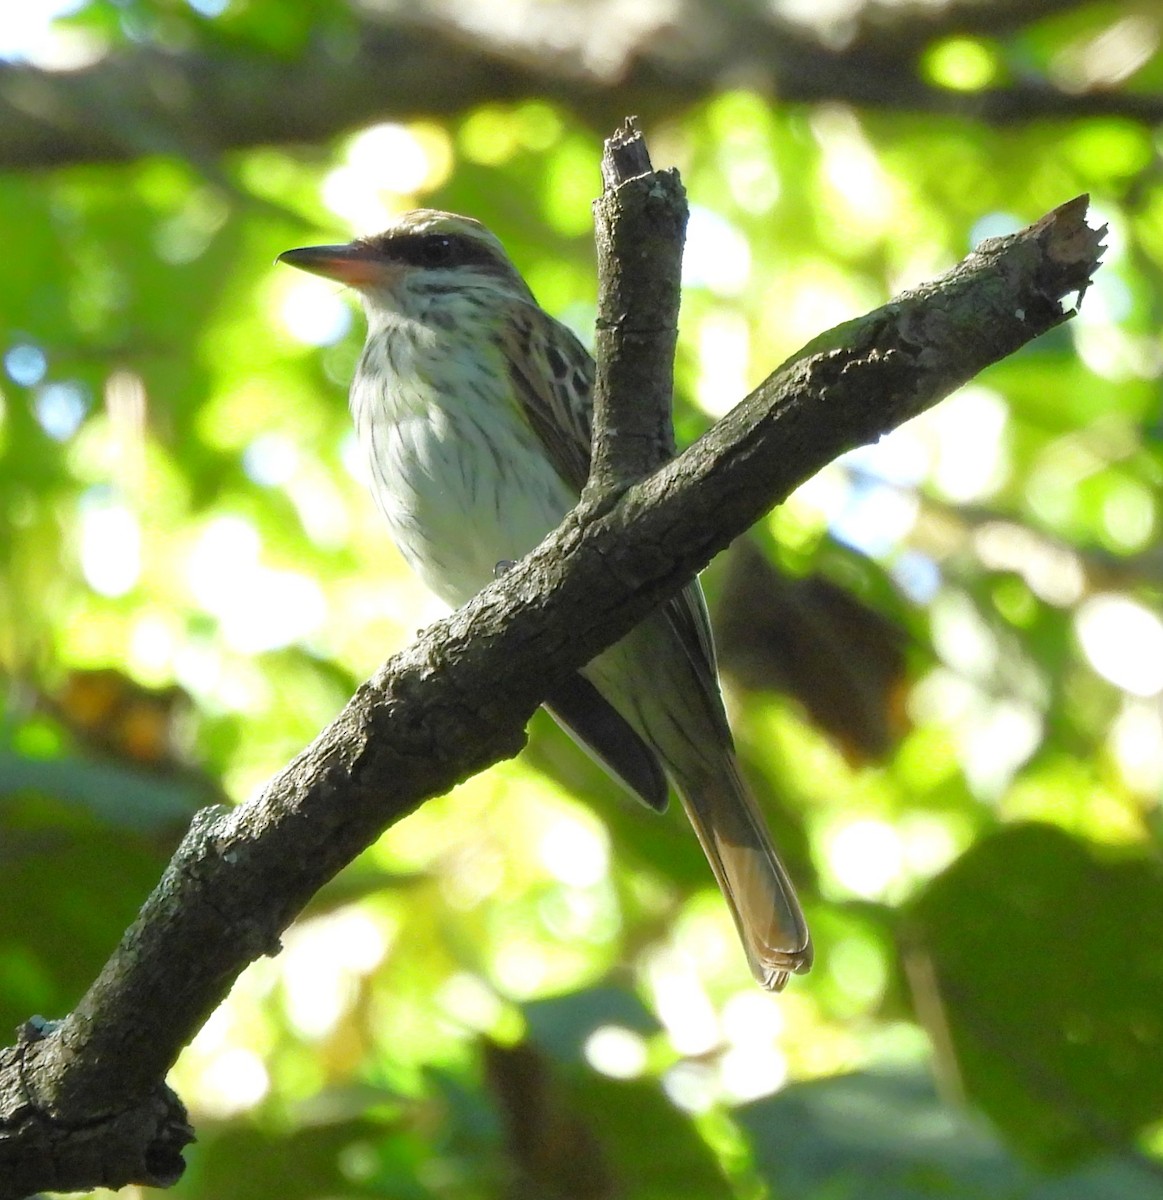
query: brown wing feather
[
  {"left": 500, "top": 303, "right": 592, "bottom": 493},
  {"left": 543, "top": 672, "right": 669, "bottom": 811},
  {"left": 503, "top": 299, "right": 731, "bottom": 742}
]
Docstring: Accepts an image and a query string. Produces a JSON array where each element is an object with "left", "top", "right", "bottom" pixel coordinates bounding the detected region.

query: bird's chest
[{"left": 352, "top": 349, "right": 573, "bottom": 608}]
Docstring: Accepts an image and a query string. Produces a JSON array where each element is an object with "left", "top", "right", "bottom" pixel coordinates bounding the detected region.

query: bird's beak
[{"left": 277, "top": 243, "right": 382, "bottom": 287}]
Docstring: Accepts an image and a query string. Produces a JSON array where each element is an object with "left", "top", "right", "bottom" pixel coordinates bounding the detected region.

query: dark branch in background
[
  {"left": 0, "top": 155, "right": 1104, "bottom": 1195},
  {"left": 0, "top": 0, "right": 1159, "bottom": 171},
  {"left": 847, "top": 0, "right": 1099, "bottom": 54}
]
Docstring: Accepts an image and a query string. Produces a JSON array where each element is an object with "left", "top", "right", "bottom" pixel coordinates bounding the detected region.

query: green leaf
[
  {"left": 0, "top": 790, "right": 178, "bottom": 1027},
  {"left": 0, "top": 750, "right": 205, "bottom": 830},
  {"left": 740, "top": 1068, "right": 1163, "bottom": 1199},
  {"left": 525, "top": 985, "right": 662, "bottom": 1064},
  {"left": 908, "top": 824, "right": 1163, "bottom": 1165}
]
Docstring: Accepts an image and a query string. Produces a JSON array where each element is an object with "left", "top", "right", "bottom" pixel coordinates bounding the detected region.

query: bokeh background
[{"left": 4, "top": 1, "right": 1163, "bottom": 1196}]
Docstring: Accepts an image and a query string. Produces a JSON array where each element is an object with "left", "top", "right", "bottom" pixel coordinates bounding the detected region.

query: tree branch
[
  {"left": 846, "top": 0, "right": 1100, "bottom": 55},
  {"left": 588, "top": 117, "right": 687, "bottom": 495},
  {"left": 0, "top": 1, "right": 1157, "bottom": 171},
  {"left": 0, "top": 182, "right": 1105, "bottom": 1196}
]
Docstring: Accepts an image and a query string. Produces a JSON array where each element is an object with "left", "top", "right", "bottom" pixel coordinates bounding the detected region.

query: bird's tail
[{"left": 674, "top": 755, "right": 812, "bottom": 991}]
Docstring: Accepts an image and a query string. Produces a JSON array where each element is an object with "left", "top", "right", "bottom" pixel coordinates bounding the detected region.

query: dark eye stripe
[{"left": 360, "top": 231, "right": 502, "bottom": 271}]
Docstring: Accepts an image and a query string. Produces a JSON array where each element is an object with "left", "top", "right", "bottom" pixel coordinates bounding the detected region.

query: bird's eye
[{"left": 421, "top": 236, "right": 454, "bottom": 267}]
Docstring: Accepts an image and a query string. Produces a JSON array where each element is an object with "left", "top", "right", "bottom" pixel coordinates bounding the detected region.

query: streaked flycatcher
[{"left": 280, "top": 211, "right": 811, "bottom": 989}]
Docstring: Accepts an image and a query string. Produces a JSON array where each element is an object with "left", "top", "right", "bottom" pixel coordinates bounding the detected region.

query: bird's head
[{"left": 278, "top": 210, "right": 535, "bottom": 319}]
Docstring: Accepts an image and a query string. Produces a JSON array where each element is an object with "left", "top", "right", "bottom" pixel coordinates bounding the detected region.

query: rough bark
[{"left": 588, "top": 117, "right": 686, "bottom": 495}]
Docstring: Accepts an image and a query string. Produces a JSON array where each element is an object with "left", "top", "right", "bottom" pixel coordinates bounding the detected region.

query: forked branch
[{"left": 0, "top": 132, "right": 1105, "bottom": 1198}]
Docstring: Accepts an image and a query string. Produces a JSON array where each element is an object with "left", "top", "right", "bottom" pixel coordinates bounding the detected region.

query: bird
[{"left": 279, "top": 209, "right": 811, "bottom": 989}]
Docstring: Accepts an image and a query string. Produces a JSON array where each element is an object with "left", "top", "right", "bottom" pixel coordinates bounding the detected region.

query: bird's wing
[
  {"left": 501, "top": 303, "right": 593, "bottom": 494},
  {"left": 543, "top": 672, "right": 669, "bottom": 811},
  {"left": 501, "top": 300, "right": 732, "bottom": 791}
]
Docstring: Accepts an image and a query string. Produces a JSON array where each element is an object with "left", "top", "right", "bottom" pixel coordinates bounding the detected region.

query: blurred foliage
[{"left": 4, "top": 1, "right": 1163, "bottom": 1197}]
